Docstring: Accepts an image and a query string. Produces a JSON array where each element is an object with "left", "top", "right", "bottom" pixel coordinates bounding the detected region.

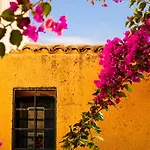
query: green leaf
[
  {"left": 42, "top": 2, "right": 51, "bottom": 17},
  {"left": 134, "top": 10, "right": 142, "bottom": 18},
  {"left": 94, "top": 145, "right": 100, "bottom": 150},
  {"left": 95, "top": 127, "right": 101, "bottom": 134},
  {"left": 136, "top": 72, "right": 145, "bottom": 79},
  {"left": 139, "top": 2, "right": 146, "bottom": 11},
  {"left": 1, "top": 9, "right": 15, "bottom": 21},
  {"left": 135, "top": 17, "right": 141, "bottom": 23},
  {"left": 0, "top": 42, "right": 6, "bottom": 58},
  {"left": 131, "top": 25, "right": 137, "bottom": 33},
  {"left": 73, "top": 123, "right": 80, "bottom": 127},
  {"left": 88, "top": 101, "right": 94, "bottom": 105},
  {"left": 94, "top": 136, "right": 104, "bottom": 141},
  {"left": 93, "top": 111, "right": 104, "bottom": 121},
  {"left": 137, "top": 0, "right": 141, "bottom": 5},
  {"left": 93, "top": 89, "right": 100, "bottom": 96},
  {"left": 106, "top": 87, "right": 111, "bottom": 95},
  {"left": 124, "top": 84, "right": 132, "bottom": 93},
  {"left": 0, "top": 28, "right": 6, "bottom": 40},
  {"left": 87, "top": 142, "right": 94, "bottom": 148},
  {"left": 82, "top": 111, "right": 91, "bottom": 118},
  {"left": 98, "top": 112, "right": 104, "bottom": 121},
  {"left": 103, "top": 105, "right": 109, "bottom": 111},
  {"left": 111, "top": 100, "right": 118, "bottom": 110},
  {"left": 125, "top": 21, "right": 129, "bottom": 27},
  {"left": 21, "top": 1, "right": 32, "bottom": 11},
  {"left": 128, "top": 21, "right": 135, "bottom": 28},
  {"left": 22, "top": 0, "right": 30, "bottom": 4},
  {"left": 10, "top": 30, "right": 22, "bottom": 47},
  {"left": 129, "top": 0, "right": 136, "bottom": 7},
  {"left": 92, "top": 125, "right": 101, "bottom": 134},
  {"left": 117, "top": 91, "right": 127, "bottom": 97}
]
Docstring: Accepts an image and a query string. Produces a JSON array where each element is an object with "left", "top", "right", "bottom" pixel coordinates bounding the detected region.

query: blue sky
[{"left": 33, "top": 0, "right": 134, "bottom": 44}]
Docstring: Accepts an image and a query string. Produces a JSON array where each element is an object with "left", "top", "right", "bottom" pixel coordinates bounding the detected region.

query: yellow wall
[{"left": 0, "top": 53, "right": 150, "bottom": 150}]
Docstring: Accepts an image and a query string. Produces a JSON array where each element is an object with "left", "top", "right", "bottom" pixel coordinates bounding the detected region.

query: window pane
[
  {"left": 14, "top": 89, "right": 56, "bottom": 150},
  {"left": 16, "top": 110, "right": 28, "bottom": 128},
  {"left": 37, "top": 121, "right": 44, "bottom": 129},
  {"left": 15, "top": 130, "right": 33, "bottom": 148},
  {"left": 28, "top": 132, "right": 34, "bottom": 148},
  {"left": 36, "top": 132, "right": 44, "bottom": 148},
  {"left": 28, "top": 121, "right": 34, "bottom": 129},
  {"left": 45, "top": 110, "right": 55, "bottom": 128},
  {"left": 44, "top": 130, "right": 55, "bottom": 148},
  {"left": 28, "top": 110, "right": 34, "bottom": 119},
  {"left": 37, "top": 110, "right": 44, "bottom": 119}
]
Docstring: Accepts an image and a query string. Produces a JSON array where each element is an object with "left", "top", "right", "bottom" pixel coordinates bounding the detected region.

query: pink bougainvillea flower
[
  {"left": 59, "top": 16, "right": 68, "bottom": 29},
  {"left": 35, "top": 5, "right": 43, "bottom": 14},
  {"left": 51, "top": 22, "right": 67, "bottom": 36},
  {"left": 113, "top": 0, "right": 123, "bottom": 3},
  {"left": 23, "top": 25, "right": 38, "bottom": 42},
  {"left": 45, "top": 18, "right": 53, "bottom": 28},
  {"left": 93, "top": 96, "right": 102, "bottom": 104},
  {"left": 9, "top": 2, "right": 18, "bottom": 12},
  {"left": 146, "top": 18, "right": 150, "bottom": 26},
  {"left": 103, "top": 3, "right": 108, "bottom": 7},
  {"left": 115, "top": 98, "right": 120, "bottom": 104},
  {"left": 50, "top": 22, "right": 61, "bottom": 36},
  {"left": 0, "top": 141, "right": 2, "bottom": 147},
  {"left": 45, "top": 16, "right": 68, "bottom": 36},
  {"left": 34, "top": 13, "right": 43, "bottom": 23},
  {"left": 132, "top": 76, "right": 140, "bottom": 82},
  {"left": 108, "top": 100, "right": 113, "bottom": 106},
  {"left": 17, "top": 0, "right": 22, "bottom": 4},
  {"left": 59, "top": 16, "right": 67, "bottom": 22},
  {"left": 19, "top": 17, "right": 30, "bottom": 29},
  {"left": 34, "top": 5, "right": 44, "bottom": 23},
  {"left": 88, "top": 0, "right": 123, "bottom": 5},
  {"left": 93, "top": 21, "right": 150, "bottom": 105},
  {"left": 38, "top": 24, "right": 45, "bottom": 33}
]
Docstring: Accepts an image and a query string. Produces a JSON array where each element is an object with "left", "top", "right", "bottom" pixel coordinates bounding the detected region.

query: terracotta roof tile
[{"left": 9, "top": 43, "right": 104, "bottom": 54}]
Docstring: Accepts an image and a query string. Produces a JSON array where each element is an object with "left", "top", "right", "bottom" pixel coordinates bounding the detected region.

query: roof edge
[{"left": 9, "top": 43, "right": 104, "bottom": 54}]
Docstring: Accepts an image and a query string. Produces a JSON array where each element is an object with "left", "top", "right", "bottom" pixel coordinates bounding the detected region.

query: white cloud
[{"left": 38, "top": 35, "right": 105, "bottom": 45}]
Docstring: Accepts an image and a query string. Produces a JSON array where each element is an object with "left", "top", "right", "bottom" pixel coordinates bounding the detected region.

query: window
[{"left": 12, "top": 88, "right": 56, "bottom": 150}]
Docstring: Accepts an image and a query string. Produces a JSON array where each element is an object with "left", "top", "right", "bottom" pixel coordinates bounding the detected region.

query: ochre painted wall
[{"left": 0, "top": 54, "right": 150, "bottom": 150}]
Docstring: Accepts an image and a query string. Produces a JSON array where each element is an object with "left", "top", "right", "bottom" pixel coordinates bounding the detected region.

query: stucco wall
[{"left": 0, "top": 54, "right": 150, "bottom": 150}]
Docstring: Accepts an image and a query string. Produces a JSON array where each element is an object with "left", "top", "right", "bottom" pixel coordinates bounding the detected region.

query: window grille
[{"left": 12, "top": 88, "right": 56, "bottom": 150}]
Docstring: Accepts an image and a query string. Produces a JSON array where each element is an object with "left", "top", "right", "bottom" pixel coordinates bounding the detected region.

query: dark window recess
[{"left": 13, "top": 89, "right": 56, "bottom": 150}]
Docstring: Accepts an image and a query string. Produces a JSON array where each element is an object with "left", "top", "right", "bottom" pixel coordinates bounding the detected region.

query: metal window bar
[
  {"left": 33, "top": 89, "right": 36, "bottom": 150},
  {"left": 16, "top": 108, "right": 55, "bottom": 111},
  {"left": 13, "top": 88, "right": 56, "bottom": 150}
]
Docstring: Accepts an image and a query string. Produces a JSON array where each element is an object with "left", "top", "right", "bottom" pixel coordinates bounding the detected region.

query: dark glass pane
[
  {"left": 35, "top": 132, "right": 44, "bottom": 148},
  {"left": 44, "top": 130, "right": 55, "bottom": 148},
  {"left": 14, "top": 90, "right": 56, "bottom": 150},
  {"left": 45, "top": 108, "right": 55, "bottom": 149},
  {"left": 16, "top": 110, "right": 28, "bottom": 128},
  {"left": 45, "top": 110, "right": 55, "bottom": 128},
  {"left": 15, "top": 130, "right": 33, "bottom": 148}
]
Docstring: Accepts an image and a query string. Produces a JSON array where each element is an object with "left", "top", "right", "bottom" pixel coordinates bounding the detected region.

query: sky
[{"left": 32, "top": 0, "right": 135, "bottom": 45}]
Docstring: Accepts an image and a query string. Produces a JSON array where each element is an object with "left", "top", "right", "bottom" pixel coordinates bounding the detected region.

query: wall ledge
[{"left": 9, "top": 43, "right": 104, "bottom": 54}]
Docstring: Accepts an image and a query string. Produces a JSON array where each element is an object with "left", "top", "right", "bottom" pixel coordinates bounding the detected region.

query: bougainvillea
[
  {"left": 94, "top": 24, "right": 150, "bottom": 105},
  {"left": 60, "top": 22, "right": 150, "bottom": 150},
  {"left": 0, "top": 0, "right": 67, "bottom": 57},
  {"left": 60, "top": 0, "right": 150, "bottom": 149},
  {"left": 88, "top": 0, "right": 123, "bottom": 6},
  {"left": 0, "top": 0, "right": 149, "bottom": 149}
]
